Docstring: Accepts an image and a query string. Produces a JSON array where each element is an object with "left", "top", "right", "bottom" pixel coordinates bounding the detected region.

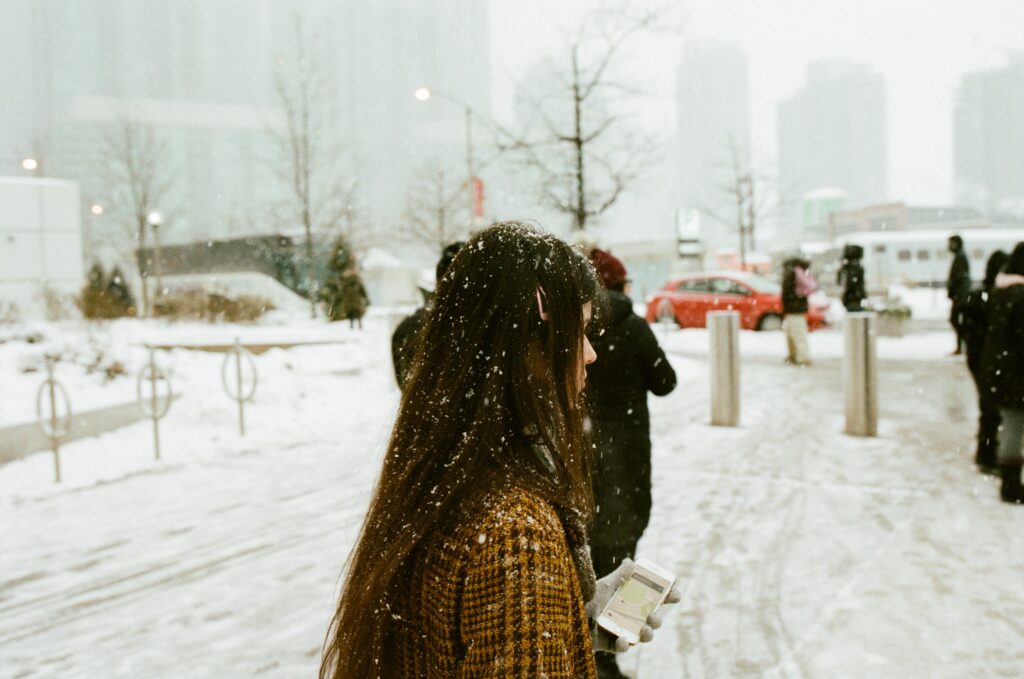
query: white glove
[{"left": 585, "top": 558, "right": 682, "bottom": 654}]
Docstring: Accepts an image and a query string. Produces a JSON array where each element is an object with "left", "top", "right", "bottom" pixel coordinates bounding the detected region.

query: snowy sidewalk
[{"left": 1, "top": 324, "right": 1023, "bottom": 678}]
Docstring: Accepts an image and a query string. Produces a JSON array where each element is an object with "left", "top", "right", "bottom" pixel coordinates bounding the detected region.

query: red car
[{"left": 645, "top": 271, "right": 828, "bottom": 331}]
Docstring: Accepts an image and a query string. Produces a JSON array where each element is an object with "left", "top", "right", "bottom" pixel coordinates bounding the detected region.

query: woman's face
[{"left": 577, "top": 302, "right": 597, "bottom": 393}]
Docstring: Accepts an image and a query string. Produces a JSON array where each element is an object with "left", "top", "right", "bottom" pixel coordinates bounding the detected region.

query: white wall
[{"left": 0, "top": 177, "right": 83, "bottom": 313}]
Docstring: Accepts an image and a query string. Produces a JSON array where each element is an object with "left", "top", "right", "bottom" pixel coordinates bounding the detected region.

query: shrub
[
  {"left": 41, "top": 284, "right": 78, "bottom": 321},
  {"left": 153, "top": 290, "right": 273, "bottom": 323},
  {"left": 0, "top": 301, "right": 19, "bottom": 325},
  {"left": 77, "top": 264, "right": 136, "bottom": 319}
]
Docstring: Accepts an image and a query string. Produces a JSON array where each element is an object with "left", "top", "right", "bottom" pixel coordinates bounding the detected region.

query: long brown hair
[{"left": 320, "top": 222, "right": 600, "bottom": 678}]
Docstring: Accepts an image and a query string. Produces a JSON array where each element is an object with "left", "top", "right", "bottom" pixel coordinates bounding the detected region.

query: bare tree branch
[
  {"left": 497, "top": 4, "right": 671, "bottom": 230},
  {"left": 269, "top": 15, "right": 360, "bottom": 318}
]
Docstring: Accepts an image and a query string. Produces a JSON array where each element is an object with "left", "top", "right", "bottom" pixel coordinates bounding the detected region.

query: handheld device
[{"left": 596, "top": 558, "right": 676, "bottom": 645}]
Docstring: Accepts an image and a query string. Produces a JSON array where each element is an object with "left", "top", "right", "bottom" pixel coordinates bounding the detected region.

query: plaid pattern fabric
[{"left": 394, "top": 484, "right": 597, "bottom": 678}]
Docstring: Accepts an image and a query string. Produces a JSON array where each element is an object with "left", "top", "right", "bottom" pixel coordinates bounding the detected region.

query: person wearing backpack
[
  {"left": 781, "top": 257, "right": 815, "bottom": 366},
  {"left": 837, "top": 244, "right": 867, "bottom": 312}
]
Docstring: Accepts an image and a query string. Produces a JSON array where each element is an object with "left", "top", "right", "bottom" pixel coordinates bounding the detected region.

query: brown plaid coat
[{"left": 392, "top": 481, "right": 597, "bottom": 678}]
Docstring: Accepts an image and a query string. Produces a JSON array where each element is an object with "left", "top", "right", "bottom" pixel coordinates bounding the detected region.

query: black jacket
[
  {"left": 947, "top": 251, "right": 971, "bottom": 302},
  {"left": 391, "top": 306, "right": 427, "bottom": 388},
  {"left": 587, "top": 291, "right": 677, "bottom": 424},
  {"left": 587, "top": 291, "right": 676, "bottom": 558},
  {"left": 781, "top": 264, "right": 809, "bottom": 315},
  {"left": 837, "top": 261, "right": 866, "bottom": 311},
  {"left": 961, "top": 284, "right": 992, "bottom": 375},
  {"left": 980, "top": 277, "right": 1024, "bottom": 410}
]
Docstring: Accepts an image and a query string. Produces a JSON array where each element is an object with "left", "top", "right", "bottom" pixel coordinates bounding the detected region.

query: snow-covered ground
[{"left": 2, "top": 316, "right": 1023, "bottom": 678}]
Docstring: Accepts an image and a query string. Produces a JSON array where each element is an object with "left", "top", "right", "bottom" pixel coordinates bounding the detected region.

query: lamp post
[
  {"left": 147, "top": 211, "right": 164, "bottom": 301},
  {"left": 21, "top": 157, "right": 39, "bottom": 172},
  {"left": 414, "top": 87, "right": 477, "bottom": 227}
]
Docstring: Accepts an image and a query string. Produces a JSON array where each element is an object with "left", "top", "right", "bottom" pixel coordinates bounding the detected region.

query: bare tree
[
  {"left": 399, "top": 161, "right": 471, "bottom": 252},
  {"left": 100, "top": 116, "right": 173, "bottom": 317},
  {"left": 703, "top": 139, "right": 776, "bottom": 269},
  {"left": 498, "top": 4, "right": 674, "bottom": 231},
  {"left": 270, "top": 17, "right": 358, "bottom": 318}
]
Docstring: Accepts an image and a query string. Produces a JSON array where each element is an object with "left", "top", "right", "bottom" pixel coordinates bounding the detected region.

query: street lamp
[
  {"left": 147, "top": 211, "right": 164, "bottom": 300},
  {"left": 21, "top": 157, "right": 38, "bottom": 171},
  {"left": 414, "top": 86, "right": 477, "bottom": 226},
  {"left": 90, "top": 203, "right": 104, "bottom": 216}
]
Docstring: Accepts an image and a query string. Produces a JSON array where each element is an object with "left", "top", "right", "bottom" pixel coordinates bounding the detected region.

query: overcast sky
[{"left": 491, "top": 0, "right": 1024, "bottom": 206}]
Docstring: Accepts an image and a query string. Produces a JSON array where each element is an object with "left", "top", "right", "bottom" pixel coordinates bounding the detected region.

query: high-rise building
[
  {"left": 777, "top": 60, "right": 888, "bottom": 243},
  {"left": 674, "top": 41, "right": 751, "bottom": 251},
  {"left": 0, "top": 0, "right": 491, "bottom": 258},
  {"left": 954, "top": 56, "right": 1024, "bottom": 217}
]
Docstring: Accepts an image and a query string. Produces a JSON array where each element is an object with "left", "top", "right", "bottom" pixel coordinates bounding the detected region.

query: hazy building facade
[
  {"left": 0, "top": 0, "right": 490, "bottom": 262},
  {"left": 777, "top": 61, "right": 888, "bottom": 243},
  {"left": 954, "top": 56, "right": 1024, "bottom": 218},
  {"left": 675, "top": 41, "right": 751, "bottom": 251}
]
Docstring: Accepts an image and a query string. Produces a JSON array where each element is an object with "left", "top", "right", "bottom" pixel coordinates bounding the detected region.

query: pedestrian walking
[
  {"left": 338, "top": 271, "right": 369, "bottom": 328},
  {"left": 980, "top": 242, "right": 1024, "bottom": 504},
  {"left": 961, "top": 250, "right": 1009, "bottom": 474},
  {"left": 586, "top": 248, "right": 677, "bottom": 679},
  {"left": 390, "top": 241, "right": 464, "bottom": 388},
  {"left": 320, "top": 222, "right": 678, "bottom": 679},
  {"left": 947, "top": 235, "right": 972, "bottom": 355},
  {"left": 781, "top": 257, "right": 815, "bottom": 365},
  {"left": 837, "top": 244, "right": 867, "bottom": 312}
]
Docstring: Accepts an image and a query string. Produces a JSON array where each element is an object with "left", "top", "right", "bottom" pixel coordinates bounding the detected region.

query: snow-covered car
[{"left": 644, "top": 271, "right": 829, "bottom": 331}]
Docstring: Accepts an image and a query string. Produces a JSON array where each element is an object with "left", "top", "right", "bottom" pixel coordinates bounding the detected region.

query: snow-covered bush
[{"left": 153, "top": 290, "right": 273, "bottom": 323}]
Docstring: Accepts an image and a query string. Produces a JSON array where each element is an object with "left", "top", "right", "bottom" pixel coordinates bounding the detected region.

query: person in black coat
[
  {"left": 391, "top": 241, "right": 464, "bottom": 389},
  {"left": 947, "top": 235, "right": 972, "bottom": 355},
  {"left": 585, "top": 248, "right": 676, "bottom": 679},
  {"left": 980, "top": 242, "right": 1024, "bottom": 504},
  {"left": 836, "top": 244, "right": 867, "bottom": 312},
  {"left": 960, "top": 250, "right": 1009, "bottom": 474},
  {"left": 781, "top": 257, "right": 812, "bottom": 365},
  {"left": 586, "top": 249, "right": 676, "bottom": 575}
]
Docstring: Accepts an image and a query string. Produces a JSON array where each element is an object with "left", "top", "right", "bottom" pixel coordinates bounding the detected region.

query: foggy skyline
[{"left": 492, "top": 0, "right": 1024, "bottom": 207}]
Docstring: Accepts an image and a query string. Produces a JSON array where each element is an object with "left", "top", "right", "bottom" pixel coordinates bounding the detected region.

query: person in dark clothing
[
  {"left": 836, "top": 244, "right": 867, "bottom": 312},
  {"left": 390, "top": 241, "right": 464, "bottom": 389},
  {"left": 980, "top": 242, "right": 1024, "bottom": 504},
  {"left": 585, "top": 248, "right": 676, "bottom": 679},
  {"left": 947, "top": 235, "right": 972, "bottom": 355},
  {"left": 781, "top": 257, "right": 813, "bottom": 365},
  {"left": 961, "top": 250, "right": 1009, "bottom": 474}
]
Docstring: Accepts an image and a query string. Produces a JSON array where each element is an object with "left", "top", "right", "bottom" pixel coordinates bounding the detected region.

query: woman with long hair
[{"left": 321, "top": 222, "right": 605, "bottom": 677}]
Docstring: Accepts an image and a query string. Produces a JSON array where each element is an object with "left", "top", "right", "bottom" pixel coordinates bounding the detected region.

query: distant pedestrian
[
  {"left": 320, "top": 223, "right": 678, "bottom": 678},
  {"left": 586, "top": 248, "right": 676, "bottom": 679},
  {"left": 837, "top": 244, "right": 867, "bottom": 312},
  {"left": 980, "top": 242, "right": 1024, "bottom": 504},
  {"left": 390, "top": 241, "right": 464, "bottom": 388},
  {"left": 338, "top": 271, "right": 369, "bottom": 329},
  {"left": 781, "top": 257, "right": 815, "bottom": 366},
  {"left": 961, "top": 250, "right": 1009, "bottom": 474},
  {"left": 947, "top": 235, "right": 972, "bottom": 355}
]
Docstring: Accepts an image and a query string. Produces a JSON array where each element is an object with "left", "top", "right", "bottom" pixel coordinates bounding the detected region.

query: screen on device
[{"left": 602, "top": 572, "right": 667, "bottom": 634}]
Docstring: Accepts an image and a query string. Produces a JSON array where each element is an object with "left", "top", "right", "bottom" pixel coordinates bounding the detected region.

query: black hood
[{"left": 602, "top": 290, "right": 634, "bottom": 327}]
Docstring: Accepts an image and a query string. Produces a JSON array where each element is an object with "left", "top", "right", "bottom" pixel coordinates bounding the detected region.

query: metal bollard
[
  {"left": 222, "top": 338, "right": 258, "bottom": 436},
  {"left": 35, "top": 355, "right": 72, "bottom": 482},
  {"left": 709, "top": 311, "right": 740, "bottom": 426},
  {"left": 137, "top": 346, "right": 173, "bottom": 459},
  {"left": 844, "top": 312, "right": 878, "bottom": 436}
]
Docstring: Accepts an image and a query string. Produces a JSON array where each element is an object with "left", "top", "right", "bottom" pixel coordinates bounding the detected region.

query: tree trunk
[
  {"left": 152, "top": 223, "right": 164, "bottom": 301},
  {"left": 304, "top": 212, "right": 317, "bottom": 319},
  {"left": 572, "top": 48, "right": 586, "bottom": 231},
  {"left": 135, "top": 215, "right": 150, "bottom": 317}
]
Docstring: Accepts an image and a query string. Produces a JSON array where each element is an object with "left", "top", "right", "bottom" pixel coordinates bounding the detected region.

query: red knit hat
[{"left": 589, "top": 248, "right": 628, "bottom": 290}]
